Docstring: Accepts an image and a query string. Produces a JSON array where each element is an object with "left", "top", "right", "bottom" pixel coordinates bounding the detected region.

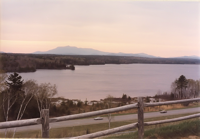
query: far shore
[{"left": 1, "top": 53, "right": 200, "bottom": 73}]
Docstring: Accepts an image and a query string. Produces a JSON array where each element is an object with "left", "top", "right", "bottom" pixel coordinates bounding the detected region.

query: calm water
[{"left": 18, "top": 64, "right": 200, "bottom": 101}]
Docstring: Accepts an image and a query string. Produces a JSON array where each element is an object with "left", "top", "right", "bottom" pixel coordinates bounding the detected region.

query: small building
[
  {"left": 72, "top": 99, "right": 79, "bottom": 105},
  {"left": 51, "top": 100, "right": 62, "bottom": 106}
]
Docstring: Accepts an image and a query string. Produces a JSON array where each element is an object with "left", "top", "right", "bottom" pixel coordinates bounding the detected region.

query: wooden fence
[{"left": 0, "top": 97, "right": 200, "bottom": 138}]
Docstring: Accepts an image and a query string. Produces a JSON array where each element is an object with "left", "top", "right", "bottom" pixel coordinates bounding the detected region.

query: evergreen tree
[
  {"left": 5, "top": 72, "right": 23, "bottom": 92},
  {"left": 175, "top": 75, "right": 188, "bottom": 99},
  {"left": 122, "top": 94, "right": 127, "bottom": 99}
]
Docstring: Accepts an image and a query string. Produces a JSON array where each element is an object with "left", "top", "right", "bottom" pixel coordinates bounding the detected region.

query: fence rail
[
  {"left": 0, "top": 118, "right": 41, "bottom": 129},
  {"left": 69, "top": 113, "right": 200, "bottom": 139},
  {"left": 144, "top": 113, "right": 200, "bottom": 126},
  {"left": 71, "top": 123, "right": 138, "bottom": 139},
  {"left": 145, "top": 97, "right": 200, "bottom": 107},
  {"left": 50, "top": 103, "right": 138, "bottom": 123},
  {"left": 0, "top": 97, "right": 200, "bottom": 138}
]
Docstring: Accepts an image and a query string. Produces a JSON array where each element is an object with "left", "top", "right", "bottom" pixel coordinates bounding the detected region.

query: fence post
[
  {"left": 138, "top": 97, "right": 144, "bottom": 139},
  {"left": 41, "top": 109, "right": 49, "bottom": 138}
]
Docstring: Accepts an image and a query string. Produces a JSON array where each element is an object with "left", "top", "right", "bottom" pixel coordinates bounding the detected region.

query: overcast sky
[{"left": 1, "top": 0, "right": 199, "bottom": 57}]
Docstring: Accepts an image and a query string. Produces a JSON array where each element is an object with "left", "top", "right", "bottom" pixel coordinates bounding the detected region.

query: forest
[{"left": 0, "top": 53, "right": 200, "bottom": 72}]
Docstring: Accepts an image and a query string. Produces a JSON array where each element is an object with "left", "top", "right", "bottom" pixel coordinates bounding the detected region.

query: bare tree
[
  {"left": 105, "top": 95, "right": 114, "bottom": 129},
  {"left": 171, "top": 80, "right": 178, "bottom": 99},
  {"left": 12, "top": 80, "right": 38, "bottom": 137},
  {"left": 16, "top": 80, "right": 37, "bottom": 120},
  {"left": 1, "top": 72, "right": 23, "bottom": 137},
  {"left": 0, "top": 70, "right": 8, "bottom": 114},
  {"left": 187, "top": 79, "right": 196, "bottom": 98},
  {"left": 0, "top": 70, "right": 7, "bottom": 92},
  {"left": 194, "top": 80, "right": 200, "bottom": 98},
  {"left": 34, "top": 83, "right": 57, "bottom": 113},
  {"left": 1, "top": 89, "right": 18, "bottom": 121}
]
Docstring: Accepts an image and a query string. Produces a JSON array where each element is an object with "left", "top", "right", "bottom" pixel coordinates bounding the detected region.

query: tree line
[
  {"left": 155, "top": 75, "right": 200, "bottom": 100},
  {"left": 1, "top": 53, "right": 200, "bottom": 72}
]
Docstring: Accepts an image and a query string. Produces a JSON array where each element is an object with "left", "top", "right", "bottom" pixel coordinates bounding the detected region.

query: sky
[{"left": 1, "top": 0, "right": 199, "bottom": 57}]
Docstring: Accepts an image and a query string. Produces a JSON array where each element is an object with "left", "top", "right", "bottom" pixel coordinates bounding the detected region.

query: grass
[
  {"left": 144, "top": 119, "right": 200, "bottom": 139},
  {"left": 104, "top": 118, "right": 200, "bottom": 139},
  {"left": 0, "top": 112, "right": 199, "bottom": 138},
  {"left": 1, "top": 121, "right": 133, "bottom": 138}
]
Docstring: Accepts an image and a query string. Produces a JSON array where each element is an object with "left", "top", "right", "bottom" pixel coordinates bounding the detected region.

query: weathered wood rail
[
  {"left": 0, "top": 97, "right": 200, "bottom": 138},
  {"left": 70, "top": 113, "right": 200, "bottom": 139}
]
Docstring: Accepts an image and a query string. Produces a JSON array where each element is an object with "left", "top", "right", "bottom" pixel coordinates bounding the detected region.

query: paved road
[{"left": 2, "top": 107, "right": 199, "bottom": 132}]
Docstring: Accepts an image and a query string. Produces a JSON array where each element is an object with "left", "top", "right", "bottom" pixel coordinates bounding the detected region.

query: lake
[{"left": 18, "top": 64, "right": 200, "bottom": 101}]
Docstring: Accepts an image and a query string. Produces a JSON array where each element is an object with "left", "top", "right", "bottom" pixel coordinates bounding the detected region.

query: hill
[{"left": 33, "top": 46, "right": 157, "bottom": 58}]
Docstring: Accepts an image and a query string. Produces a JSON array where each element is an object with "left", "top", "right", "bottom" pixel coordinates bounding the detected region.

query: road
[{"left": 1, "top": 107, "right": 199, "bottom": 132}]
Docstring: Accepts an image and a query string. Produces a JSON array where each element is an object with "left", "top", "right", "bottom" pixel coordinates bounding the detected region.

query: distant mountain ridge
[
  {"left": 34, "top": 46, "right": 108, "bottom": 55},
  {"left": 33, "top": 46, "right": 157, "bottom": 58},
  {"left": 173, "top": 55, "right": 200, "bottom": 59},
  {"left": 31, "top": 46, "right": 199, "bottom": 59}
]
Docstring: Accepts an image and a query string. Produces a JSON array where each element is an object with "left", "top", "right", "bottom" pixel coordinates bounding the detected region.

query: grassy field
[
  {"left": 104, "top": 118, "right": 200, "bottom": 139},
  {"left": 0, "top": 112, "right": 199, "bottom": 138}
]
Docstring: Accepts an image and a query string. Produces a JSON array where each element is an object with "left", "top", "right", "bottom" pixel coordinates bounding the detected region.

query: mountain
[
  {"left": 112, "top": 52, "right": 157, "bottom": 58},
  {"left": 173, "top": 55, "right": 200, "bottom": 59},
  {"left": 34, "top": 46, "right": 109, "bottom": 55},
  {"left": 33, "top": 46, "right": 157, "bottom": 58}
]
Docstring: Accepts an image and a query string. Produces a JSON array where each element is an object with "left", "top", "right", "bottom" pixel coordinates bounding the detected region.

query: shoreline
[{"left": 1, "top": 53, "right": 200, "bottom": 73}]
